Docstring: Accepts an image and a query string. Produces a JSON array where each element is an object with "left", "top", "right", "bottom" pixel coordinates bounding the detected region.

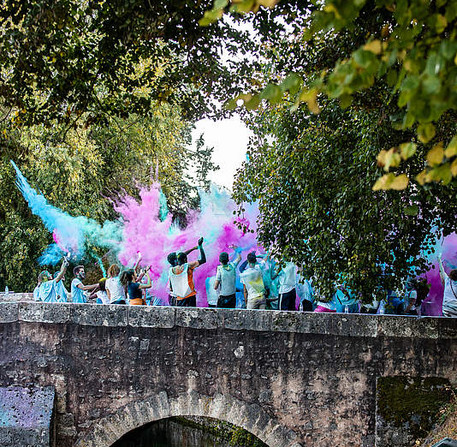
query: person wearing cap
[
  {"left": 240, "top": 252, "right": 266, "bottom": 310},
  {"left": 168, "top": 237, "right": 206, "bottom": 307},
  {"left": 214, "top": 247, "right": 242, "bottom": 308}
]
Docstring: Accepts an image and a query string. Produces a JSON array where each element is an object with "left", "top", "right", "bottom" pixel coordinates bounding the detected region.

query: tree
[
  {"left": 0, "top": 0, "right": 257, "bottom": 125},
  {"left": 233, "top": 98, "right": 457, "bottom": 299},
  {"left": 205, "top": 0, "right": 457, "bottom": 188},
  {"left": 218, "top": 1, "right": 457, "bottom": 299},
  {"left": 0, "top": 101, "right": 218, "bottom": 292}
]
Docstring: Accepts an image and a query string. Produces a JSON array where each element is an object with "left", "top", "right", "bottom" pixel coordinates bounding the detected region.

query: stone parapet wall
[
  {"left": 0, "top": 293, "right": 33, "bottom": 303},
  {"left": 0, "top": 301, "right": 455, "bottom": 339}
]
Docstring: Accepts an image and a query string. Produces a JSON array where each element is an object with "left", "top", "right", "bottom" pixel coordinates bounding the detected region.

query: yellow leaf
[
  {"left": 384, "top": 147, "right": 401, "bottom": 171},
  {"left": 451, "top": 159, "right": 457, "bottom": 176},
  {"left": 415, "top": 169, "right": 427, "bottom": 185},
  {"left": 373, "top": 173, "right": 394, "bottom": 191},
  {"left": 363, "top": 40, "right": 382, "bottom": 55},
  {"left": 377, "top": 149, "right": 387, "bottom": 167},
  {"left": 324, "top": 4, "right": 342, "bottom": 19},
  {"left": 418, "top": 123, "right": 436, "bottom": 143},
  {"left": 299, "top": 88, "right": 320, "bottom": 114},
  {"left": 390, "top": 174, "right": 409, "bottom": 190},
  {"left": 444, "top": 136, "right": 457, "bottom": 158},
  {"left": 426, "top": 143, "right": 444, "bottom": 166},
  {"left": 256, "top": 0, "right": 278, "bottom": 7}
]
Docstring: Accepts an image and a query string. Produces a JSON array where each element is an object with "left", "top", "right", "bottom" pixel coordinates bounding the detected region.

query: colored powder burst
[
  {"left": 115, "top": 183, "right": 261, "bottom": 305},
  {"left": 11, "top": 161, "right": 123, "bottom": 265}
]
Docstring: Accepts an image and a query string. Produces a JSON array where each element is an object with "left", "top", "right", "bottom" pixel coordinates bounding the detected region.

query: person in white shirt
[
  {"left": 214, "top": 247, "right": 242, "bottom": 308},
  {"left": 240, "top": 252, "right": 266, "bottom": 310},
  {"left": 271, "top": 260, "right": 297, "bottom": 311},
  {"left": 105, "top": 264, "right": 126, "bottom": 304},
  {"left": 95, "top": 278, "right": 110, "bottom": 305}
]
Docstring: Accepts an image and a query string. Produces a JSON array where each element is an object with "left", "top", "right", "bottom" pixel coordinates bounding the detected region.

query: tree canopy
[
  {"left": 0, "top": 0, "right": 256, "bottom": 125},
  {"left": 205, "top": 0, "right": 457, "bottom": 189},
  {"left": 0, "top": 100, "right": 217, "bottom": 292}
]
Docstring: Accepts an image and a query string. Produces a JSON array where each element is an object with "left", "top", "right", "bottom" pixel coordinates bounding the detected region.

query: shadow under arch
[{"left": 76, "top": 390, "right": 303, "bottom": 447}]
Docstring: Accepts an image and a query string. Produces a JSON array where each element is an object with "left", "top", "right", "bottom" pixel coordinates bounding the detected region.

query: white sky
[{"left": 192, "top": 116, "right": 251, "bottom": 190}]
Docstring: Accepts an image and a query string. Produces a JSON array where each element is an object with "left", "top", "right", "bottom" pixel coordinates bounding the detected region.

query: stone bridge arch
[{"left": 77, "top": 390, "right": 303, "bottom": 447}]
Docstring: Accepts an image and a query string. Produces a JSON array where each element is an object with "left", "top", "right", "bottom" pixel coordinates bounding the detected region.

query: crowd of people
[{"left": 32, "top": 238, "right": 457, "bottom": 317}]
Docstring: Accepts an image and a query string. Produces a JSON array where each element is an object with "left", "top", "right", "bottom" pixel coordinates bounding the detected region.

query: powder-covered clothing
[
  {"left": 216, "top": 260, "right": 240, "bottom": 297},
  {"left": 55, "top": 279, "right": 68, "bottom": 303},
  {"left": 39, "top": 280, "right": 58, "bottom": 303},
  {"left": 443, "top": 277, "right": 457, "bottom": 317},
  {"left": 106, "top": 277, "right": 126, "bottom": 304},
  {"left": 206, "top": 276, "right": 218, "bottom": 306},
  {"left": 315, "top": 300, "right": 336, "bottom": 311},
  {"left": 96, "top": 290, "right": 109, "bottom": 305},
  {"left": 71, "top": 278, "right": 87, "bottom": 304},
  {"left": 277, "top": 262, "right": 296, "bottom": 295},
  {"left": 240, "top": 265, "right": 265, "bottom": 307},
  {"left": 169, "top": 263, "right": 196, "bottom": 300},
  {"left": 246, "top": 294, "right": 266, "bottom": 310}
]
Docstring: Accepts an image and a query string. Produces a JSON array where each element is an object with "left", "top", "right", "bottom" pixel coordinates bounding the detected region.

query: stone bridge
[{"left": 0, "top": 301, "right": 456, "bottom": 447}]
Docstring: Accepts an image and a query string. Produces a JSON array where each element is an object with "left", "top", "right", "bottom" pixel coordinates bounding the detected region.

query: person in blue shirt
[
  {"left": 71, "top": 265, "right": 98, "bottom": 303},
  {"left": 38, "top": 257, "right": 69, "bottom": 303}
]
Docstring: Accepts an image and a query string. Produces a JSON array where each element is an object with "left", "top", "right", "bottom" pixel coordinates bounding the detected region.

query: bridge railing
[{"left": 0, "top": 301, "right": 456, "bottom": 339}]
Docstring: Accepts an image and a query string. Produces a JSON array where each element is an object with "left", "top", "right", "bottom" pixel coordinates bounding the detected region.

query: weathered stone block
[
  {"left": 71, "top": 303, "right": 127, "bottom": 326},
  {"left": 128, "top": 305, "right": 175, "bottom": 328},
  {"left": 175, "top": 307, "right": 218, "bottom": 329},
  {"left": 438, "top": 317, "right": 457, "bottom": 339},
  {"left": 223, "top": 308, "right": 273, "bottom": 331},
  {"left": 0, "top": 386, "right": 55, "bottom": 447},
  {"left": 0, "top": 302, "right": 18, "bottom": 323},
  {"left": 376, "top": 376, "right": 451, "bottom": 447},
  {"left": 19, "top": 302, "right": 72, "bottom": 323}
]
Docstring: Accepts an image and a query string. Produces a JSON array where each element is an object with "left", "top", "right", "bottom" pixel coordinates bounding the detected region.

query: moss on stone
[
  {"left": 169, "top": 416, "right": 268, "bottom": 447},
  {"left": 377, "top": 376, "right": 452, "bottom": 439}
]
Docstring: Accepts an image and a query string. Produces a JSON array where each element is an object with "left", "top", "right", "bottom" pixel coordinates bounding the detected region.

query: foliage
[
  {"left": 0, "top": 102, "right": 217, "bottom": 292},
  {"left": 233, "top": 99, "right": 457, "bottom": 300},
  {"left": 205, "top": 0, "right": 457, "bottom": 189},
  {"left": 0, "top": 0, "right": 258, "bottom": 125}
]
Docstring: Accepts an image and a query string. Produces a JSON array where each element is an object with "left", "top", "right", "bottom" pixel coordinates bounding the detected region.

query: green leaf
[
  {"left": 281, "top": 73, "right": 302, "bottom": 95},
  {"left": 260, "top": 84, "right": 282, "bottom": 104},
  {"left": 245, "top": 94, "right": 261, "bottom": 110},
  {"left": 224, "top": 98, "right": 238, "bottom": 111},
  {"left": 400, "top": 142, "right": 417, "bottom": 160},
  {"left": 418, "top": 123, "right": 436, "bottom": 144},
  {"left": 404, "top": 205, "right": 419, "bottom": 216},
  {"left": 422, "top": 75, "right": 441, "bottom": 95}
]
